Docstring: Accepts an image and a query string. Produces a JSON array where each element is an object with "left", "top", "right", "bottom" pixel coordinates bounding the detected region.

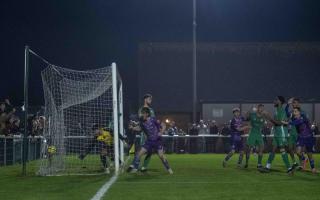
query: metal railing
[
  {"left": 159, "top": 134, "right": 320, "bottom": 154},
  {"left": 1, "top": 134, "right": 319, "bottom": 166},
  {"left": 0, "top": 135, "right": 41, "bottom": 166}
]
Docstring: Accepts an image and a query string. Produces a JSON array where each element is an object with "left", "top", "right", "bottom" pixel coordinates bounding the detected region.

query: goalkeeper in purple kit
[{"left": 127, "top": 107, "right": 173, "bottom": 174}]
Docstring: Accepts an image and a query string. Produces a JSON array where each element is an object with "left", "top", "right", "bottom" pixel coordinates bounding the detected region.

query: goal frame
[{"left": 23, "top": 46, "right": 124, "bottom": 176}]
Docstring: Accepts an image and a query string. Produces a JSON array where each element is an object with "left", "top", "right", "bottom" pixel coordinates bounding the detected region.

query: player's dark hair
[
  {"left": 293, "top": 107, "right": 301, "bottom": 112},
  {"left": 141, "top": 107, "right": 151, "bottom": 116},
  {"left": 277, "top": 96, "right": 285, "bottom": 104},
  {"left": 257, "top": 104, "right": 264, "bottom": 107},
  {"left": 293, "top": 97, "right": 300, "bottom": 102},
  {"left": 129, "top": 114, "right": 139, "bottom": 121},
  {"left": 232, "top": 108, "right": 240, "bottom": 113},
  {"left": 143, "top": 93, "right": 152, "bottom": 100}
]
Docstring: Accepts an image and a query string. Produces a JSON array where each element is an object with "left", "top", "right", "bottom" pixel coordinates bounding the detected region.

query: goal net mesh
[{"left": 38, "top": 64, "right": 122, "bottom": 175}]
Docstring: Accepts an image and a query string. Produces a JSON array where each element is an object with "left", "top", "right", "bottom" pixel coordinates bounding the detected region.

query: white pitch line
[
  {"left": 115, "top": 180, "right": 302, "bottom": 184},
  {"left": 90, "top": 156, "right": 131, "bottom": 200},
  {"left": 90, "top": 174, "right": 118, "bottom": 200}
]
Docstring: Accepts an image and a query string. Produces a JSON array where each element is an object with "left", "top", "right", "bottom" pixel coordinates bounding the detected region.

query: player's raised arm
[
  {"left": 262, "top": 111, "right": 283, "bottom": 126},
  {"left": 238, "top": 125, "right": 251, "bottom": 132}
]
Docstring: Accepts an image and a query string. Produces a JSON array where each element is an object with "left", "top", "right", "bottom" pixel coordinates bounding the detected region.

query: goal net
[{"left": 38, "top": 63, "right": 125, "bottom": 176}]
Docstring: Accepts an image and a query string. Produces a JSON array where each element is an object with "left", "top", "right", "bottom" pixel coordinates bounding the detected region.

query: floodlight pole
[
  {"left": 192, "top": 0, "right": 197, "bottom": 123},
  {"left": 22, "top": 45, "right": 30, "bottom": 176}
]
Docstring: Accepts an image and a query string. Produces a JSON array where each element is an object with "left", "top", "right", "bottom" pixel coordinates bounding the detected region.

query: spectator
[
  {"left": 0, "top": 102, "right": 6, "bottom": 115},
  {"left": 5, "top": 116, "right": 21, "bottom": 135},
  {"left": 38, "top": 116, "right": 46, "bottom": 134},
  {"left": 197, "top": 120, "right": 209, "bottom": 135},
  {"left": 0, "top": 101, "right": 16, "bottom": 135},
  {"left": 28, "top": 115, "right": 43, "bottom": 136},
  {"left": 209, "top": 120, "right": 219, "bottom": 135},
  {"left": 167, "top": 121, "right": 178, "bottom": 136},
  {"left": 0, "top": 102, "right": 6, "bottom": 135},
  {"left": 189, "top": 123, "right": 198, "bottom": 135},
  {"left": 4, "top": 98, "right": 14, "bottom": 113},
  {"left": 311, "top": 121, "right": 319, "bottom": 135},
  {"left": 221, "top": 123, "right": 230, "bottom": 136},
  {"left": 262, "top": 121, "right": 271, "bottom": 135}
]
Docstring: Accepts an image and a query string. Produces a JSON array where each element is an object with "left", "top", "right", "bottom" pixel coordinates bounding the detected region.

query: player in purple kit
[
  {"left": 127, "top": 107, "right": 173, "bottom": 174},
  {"left": 285, "top": 97, "right": 307, "bottom": 170},
  {"left": 283, "top": 107, "right": 316, "bottom": 173},
  {"left": 223, "top": 108, "right": 247, "bottom": 168}
]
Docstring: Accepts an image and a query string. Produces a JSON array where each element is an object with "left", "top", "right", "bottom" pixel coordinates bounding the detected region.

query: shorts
[
  {"left": 98, "top": 141, "right": 108, "bottom": 149},
  {"left": 143, "top": 139, "right": 163, "bottom": 153},
  {"left": 296, "top": 136, "right": 315, "bottom": 153},
  {"left": 288, "top": 132, "right": 298, "bottom": 146},
  {"left": 230, "top": 136, "right": 244, "bottom": 152},
  {"left": 98, "top": 142, "right": 114, "bottom": 158},
  {"left": 247, "top": 133, "right": 264, "bottom": 147},
  {"left": 272, "top": 136, "right": 288, "bottom": 147}
]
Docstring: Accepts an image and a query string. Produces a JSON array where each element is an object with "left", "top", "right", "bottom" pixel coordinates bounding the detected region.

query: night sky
[{"left": 1, "top": 0, "right": 320, "bottom": 114}]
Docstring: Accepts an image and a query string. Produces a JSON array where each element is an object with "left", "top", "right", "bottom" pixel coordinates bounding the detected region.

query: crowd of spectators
[
  {"left": 0, "top": 97, "right": 46, "bottom": 137},
  {"left": 0, "top": 98, "right": 20, "bottom": 136},
  {"left": 128, "top": 117, "right": 319, "bottom": 137},
  {"left": 188, "top": 120, "right": 223, "bottom": 136},
  {"left": 166, "top": 121, "right": 186, "bottom": 136}
]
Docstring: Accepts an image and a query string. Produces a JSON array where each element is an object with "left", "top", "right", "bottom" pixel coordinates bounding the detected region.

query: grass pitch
[
  {"left": 105, "top": 154, "right": 320, "bottom": 200},
  {"left": 1, "top": 154, "right": 320, "bottom": 200},
  {"left": 0, "top": 161, "right": 111, "bottom": 200}
]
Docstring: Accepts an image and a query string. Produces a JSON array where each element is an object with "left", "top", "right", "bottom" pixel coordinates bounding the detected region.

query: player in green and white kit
[
  {"left": 263, "top": 96, "right": 294, "bottom": 174},
  {"left": 244, "top": 104, "right": 266, "bottom": 169}
]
